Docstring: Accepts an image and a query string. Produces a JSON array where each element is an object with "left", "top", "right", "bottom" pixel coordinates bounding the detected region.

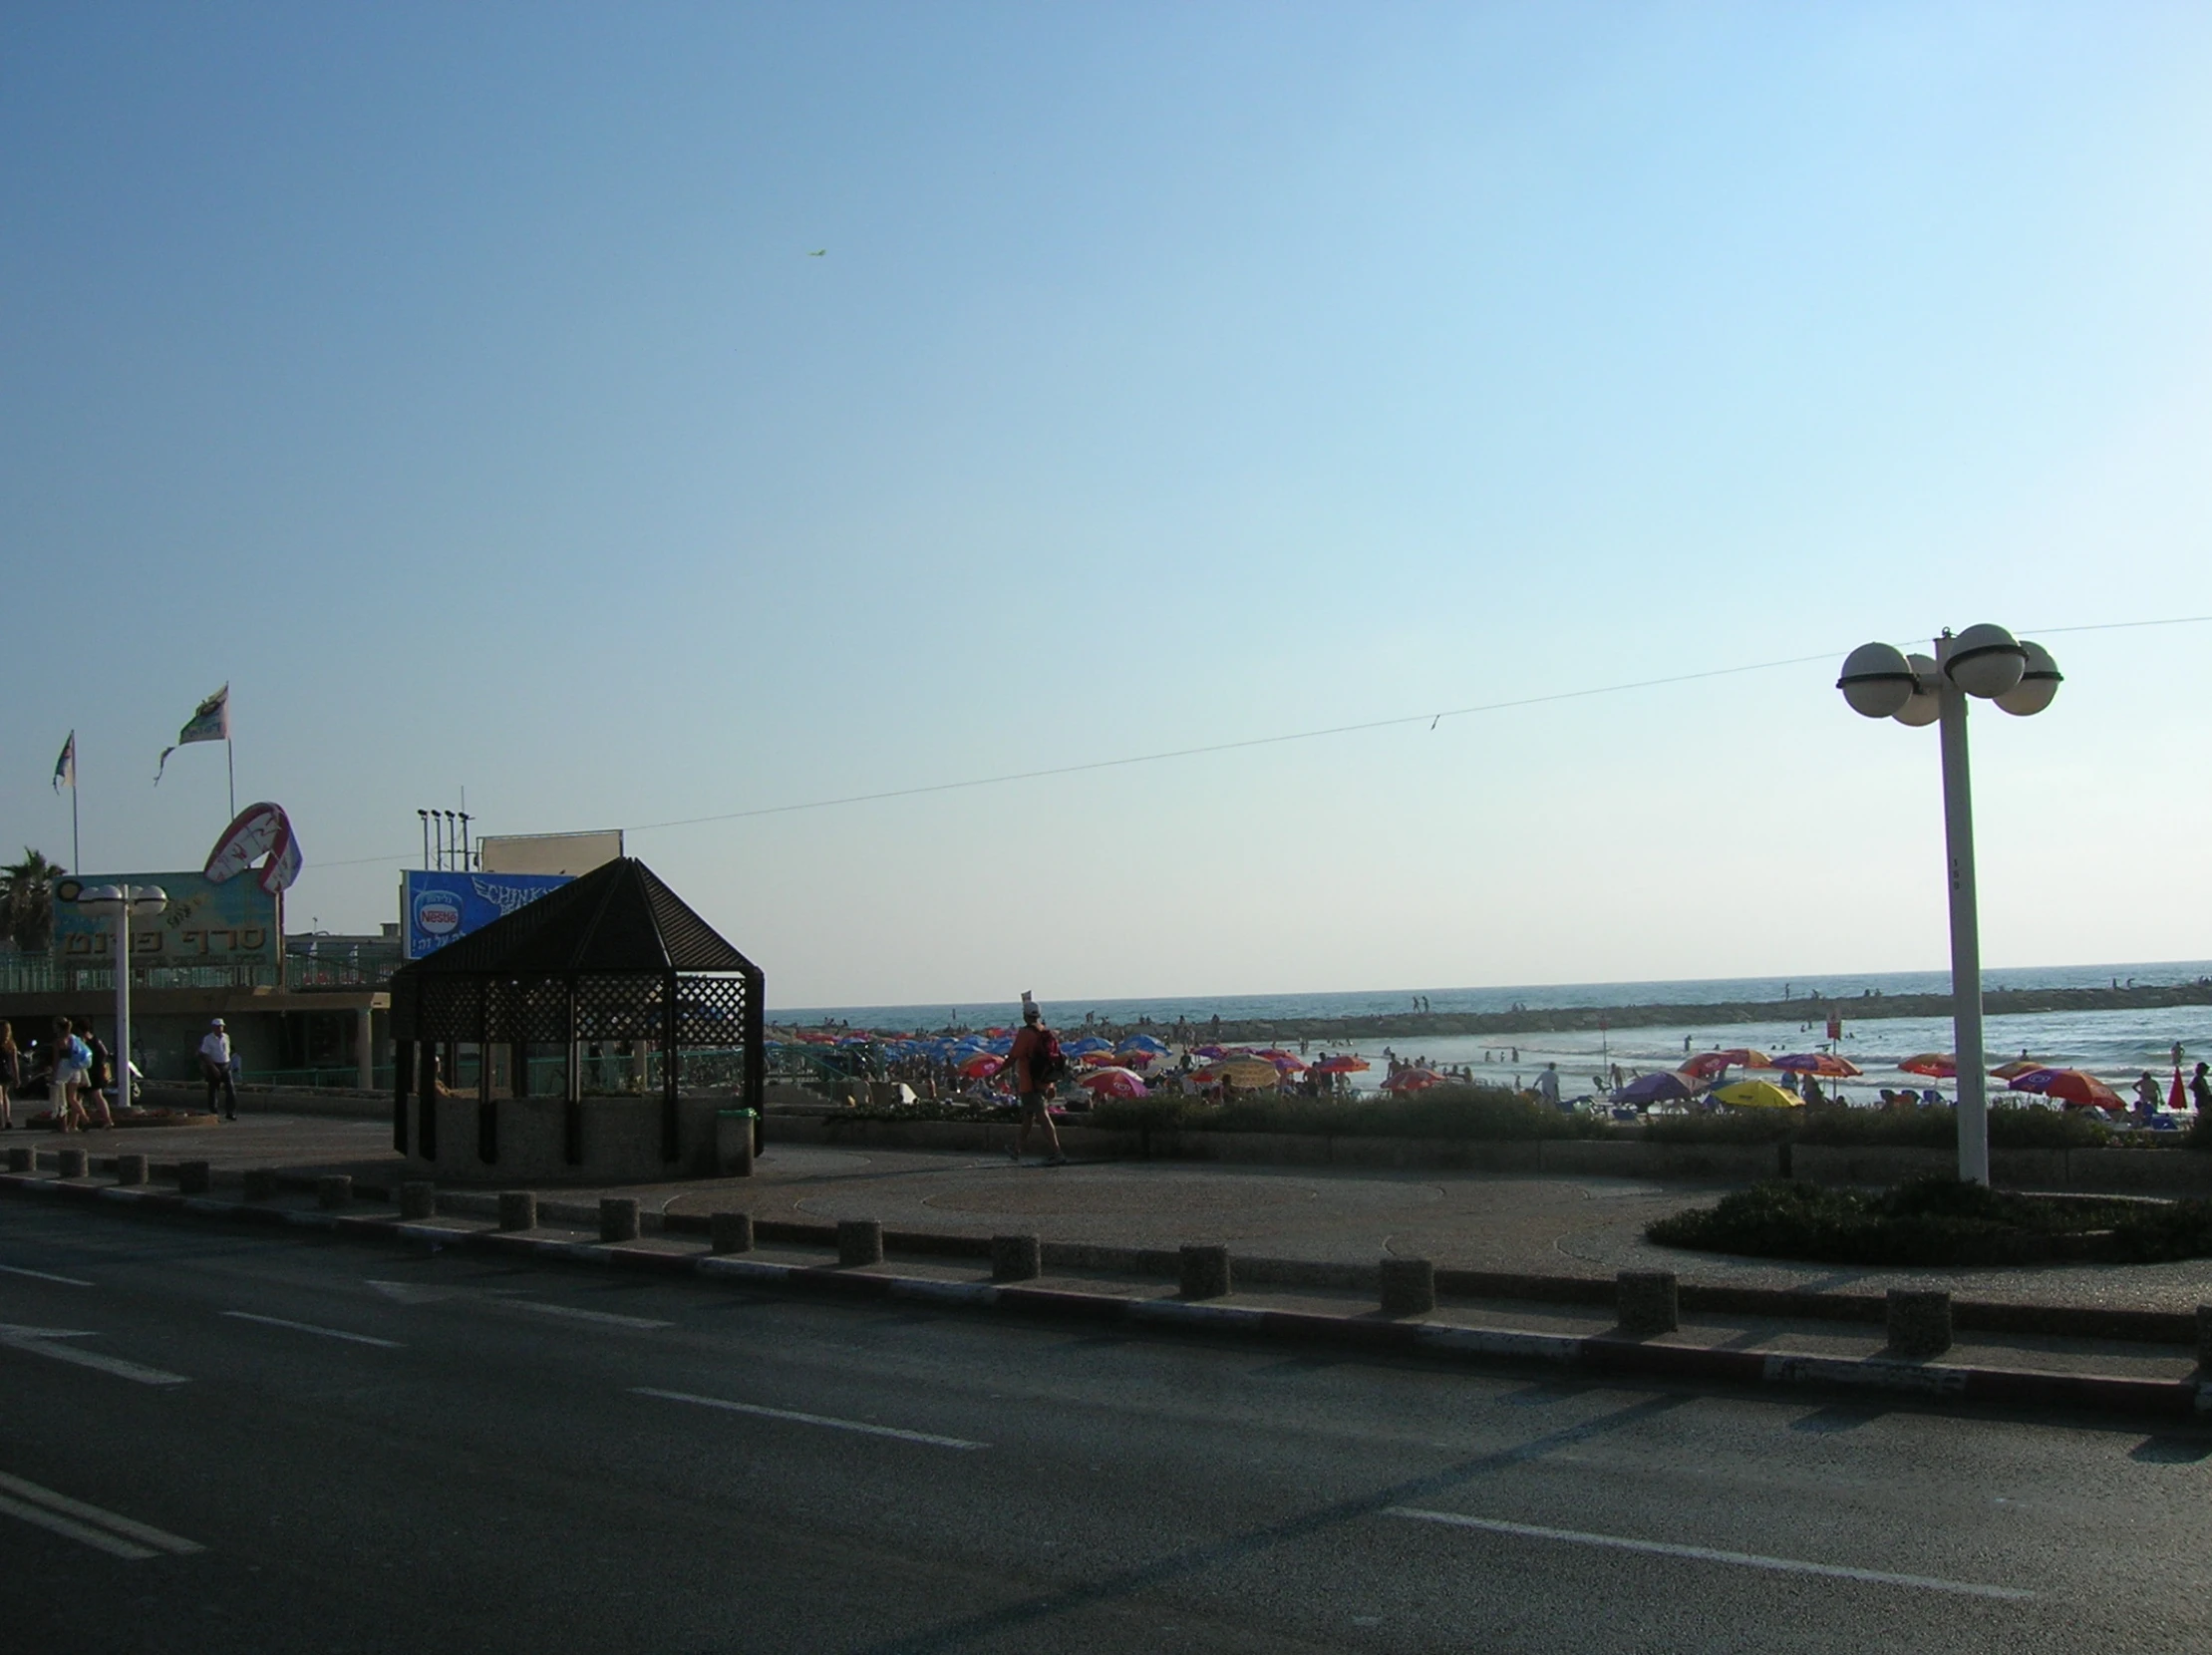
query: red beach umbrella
[
  {"left": 1684, "top": 1049, "right": 1772, "bottom": 1080},
  {"left": 1898, "top": 1054, "right": 1957, "bottom": 1079},
  {"left": 1990, "top": 1058, "right": 2056, "bottom": 1082},
  {"left": 2004, "top": 1068, "right": 2121, "bottom": 1108},
  {"left": 1312, "top": 1055, "right": 1371, "bottom": 1075},
  {"left": 1381, "top": 1068, "right": 1444, "bottom": 1093},
  {"left": 1078, "top": 1067, "right": 1148, "bottom": 1099},
  {"left": 957, "top": 1054, "right": 1004, "bottom": 1080}
]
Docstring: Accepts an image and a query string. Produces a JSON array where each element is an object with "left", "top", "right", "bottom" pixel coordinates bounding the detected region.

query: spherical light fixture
[
  {"left": 1836, "top": 641, "right": 1914, "bottom": 719},
  {"left": 76, "top": 884, "right": 126, "bottom": 915},
  {"left": 1892, "top": 654, "right": 1942, "bottom": 727},
  {"left": 1995, "top": 639, "right": 2061, "bottom": 717},
  {"left": 1944, "top": 623, "right": 2027, "bottom": 700}
]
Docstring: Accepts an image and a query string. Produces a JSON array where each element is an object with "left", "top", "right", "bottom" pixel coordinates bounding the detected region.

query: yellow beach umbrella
[
  {"left": 1712, "top": 1079, "right": 1802, "bottom": 1110},
  {"left": 1196, "top": 1058, "right": 1283, "bottom": 1090}
]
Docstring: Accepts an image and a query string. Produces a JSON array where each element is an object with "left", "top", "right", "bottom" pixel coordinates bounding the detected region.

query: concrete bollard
[
  {"left": 5, "top": 1147, "right": 30, "bottom": 1173},
  {"left": 242, "top": 1167, "right": 280, "bottom": 1201},
  {"left": 1379, "top": 1256, "right": 1436, "bottom": 1318},
  {"left": 1616, "top": 1269, "right": 1680, "bottom": 1336},
  {"left": 317, "top": 1174, "right": 353, "bottom": 1209},
  {"left": 1179, "top": 1243, "right": 1232, "bottom": 1301},
  {"left": 498, "top": 1190, "right": 537, "bottom": 1232},
  {"left": 2196, "top": 1304, "right": 2211, "bottom": 1371},
  {"left": 116, "top": 1154, "right": 149, "bottom": 1186},
  {"left": 1887, "top": 1288, "right": 1953, "bottom": 1358},
  {"left": 837, "top": 1219, "right": 884, "bottom": 1267},
  {"left": 599, "top": 1196, "right": 640, "bottom": 1243},
  {"left": 398, "top": 1180, "right": 437, "bottom": 1219},
  {"left": 710, "top": 1210, "right": 754, "bottom": 1254},
  {"left": 176, "top": 1160, "right": 211, "bottom": 1195},
  {"left": 991, "top": 1234, "right": 1042, "bottom": 1282},
  {"left": 57, "top": 1148, "right": 88, "bottom": 1178}
]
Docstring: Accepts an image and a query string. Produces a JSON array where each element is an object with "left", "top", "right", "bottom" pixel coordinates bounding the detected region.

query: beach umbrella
[
  {"left": 1197, "top": 1058, "right": 1284, "bottom": 1090},
  {"left": 2172, "top": 1070, "right": 2189, "bottom": 1113},
  {"left": 1312, "top": 1055, "right": 1371, "bottom": 1075},
  {"left": 1381, "top": 1068, "right": 1445, "bottom": 1093},
  {"left": 2004, "top": 1068, "right": 2121, "bottom": 1108},
  {"left": 1193, "top": 1044, "right": 1233, "bottom": 1060},
  {"left": 1898, "top": 1053, "right": 1957, "bottom": 1079},
  {"left": 957, "top": 1055, "right": 1004, "bottom": 1080},
  {"left": 1712, "top": 1079, "right": 1802, "bottom": 1110},
  {"left": 1615, "top": 1071, "right": 1698, "bottom": 1105},
  {"left": 1989, "top": 1058, "right": 2055, "bottom": 1081},
  {"left": 1771, "top": 1052, "right": 1862, "bottom": 1079},
  {"left": 1116, "top": 1035, "right": 1169, "bottom": 1056},
  {"left": 1252, "top": 1048, "right": 1307, "bottom": 1073},
  {"left": 1064, "top": 1037, "right": 1114, "bottom": 1056},
  {"left": 1683, "top": 1049, "right": 1771, "bottom": 1080},
  {"left": 1078, "top": 1067, "right": 1148, "bottom": 1099}
]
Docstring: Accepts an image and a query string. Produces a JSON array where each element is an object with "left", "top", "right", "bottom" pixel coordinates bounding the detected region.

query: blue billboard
[{"left": 402, "top": 869, "right": 571, "bottom": 960}]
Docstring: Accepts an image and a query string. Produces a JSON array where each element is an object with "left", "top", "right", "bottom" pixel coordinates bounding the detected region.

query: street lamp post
[
  {"left": 76, "top": 883, "right": 169, "bottom": 1110},
  {"left": 1837, "top": 626, "right": 2061, "bottom": 1184}
]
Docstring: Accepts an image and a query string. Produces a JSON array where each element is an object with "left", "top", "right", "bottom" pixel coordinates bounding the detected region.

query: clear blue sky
[{"left": 5, "top": 3, "right": 2208, "bottom": 1009}]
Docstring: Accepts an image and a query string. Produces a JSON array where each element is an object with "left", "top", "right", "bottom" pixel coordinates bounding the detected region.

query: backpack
[{"left": 1033, "top": 1029, "right": 1067, "bottom": 1088}]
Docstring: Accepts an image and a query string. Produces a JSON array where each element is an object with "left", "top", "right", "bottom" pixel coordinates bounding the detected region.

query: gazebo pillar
[{"left": 661, "top": 971, "right": 680, "bottom": 1163}]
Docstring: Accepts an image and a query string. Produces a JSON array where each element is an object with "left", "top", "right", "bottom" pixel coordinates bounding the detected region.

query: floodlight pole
[{"left": 1934, "top": 635, "right": 1990, "bottom": 1186}]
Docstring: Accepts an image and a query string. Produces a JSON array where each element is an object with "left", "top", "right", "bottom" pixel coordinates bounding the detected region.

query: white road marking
[
  {"left": 0, "top": 1264, "right": 95, "bottom": 1287},
  {"left": 0, "top": 1491, "right": 158, "bottom": 1558},
  {"left": 0, "top": 1471, "right": 203, "bottom": 1556},
  {"left": 365, "top": 1279, "right": 466, "bottom": 1304},
  {"left": 633, "top": 1387, "right": 988, "bottom": 1450},
  {"left": 0, "top": 1324, "right": 188, "bottom": 1386},
  {"left": 514, "top": 1301, "right": 670, "bottom": 1330},
  {"left": 1386, "top": 1508, "right": 2033, "bottom": 1601},
  {"left": 221, "top": 1311, "right": 404, "bottom": 1349}
]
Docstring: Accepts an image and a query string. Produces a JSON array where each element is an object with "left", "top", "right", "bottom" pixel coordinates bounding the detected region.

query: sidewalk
[{"left": 31, "top": 1111, "right": 2212, "bottom": 1316}]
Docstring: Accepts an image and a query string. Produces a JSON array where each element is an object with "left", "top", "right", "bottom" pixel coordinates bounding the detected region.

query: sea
[{"left": 778, "top": 960, "right": 2212, "bottom": 1101}]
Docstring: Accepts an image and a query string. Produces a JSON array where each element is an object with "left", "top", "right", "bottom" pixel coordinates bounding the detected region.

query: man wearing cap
[
  {"left": 1005, "top": 993, "right": 1068, "bottom": 1166},
  {"left": 199, "top": 1018, "right": 238, "bottom": 1121}
]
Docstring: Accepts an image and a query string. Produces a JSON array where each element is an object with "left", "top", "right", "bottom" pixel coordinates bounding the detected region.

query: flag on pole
[
  {"left": 155, "top": 684, "right": 230, "bottom": 784},
  {"left": 53, "top": 731, "right": 76, "bottom": 792}
]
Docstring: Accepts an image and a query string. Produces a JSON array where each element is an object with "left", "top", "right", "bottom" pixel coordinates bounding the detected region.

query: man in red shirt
[{"left": 1006, "top": 994, "right": 1069, "bottom": 1166}]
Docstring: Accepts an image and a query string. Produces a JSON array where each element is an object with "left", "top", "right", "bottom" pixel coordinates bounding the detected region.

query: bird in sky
[{"left": 806, "top": 248, "right": 825, "bottom": 257}]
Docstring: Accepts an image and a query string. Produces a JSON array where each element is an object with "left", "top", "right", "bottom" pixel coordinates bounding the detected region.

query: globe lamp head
[
  {"left": 1893, "top": 655, "right": 1943, "bottom": 727},
  {"left": 1945, "top": 623, "right": 2027, "bottom": 700},
  {"left": 1995, "top": 639, "right": 2061, "bottom": 717},
  {"left": 1837, "top": 641, "right": 1914, "bottom": 719}
]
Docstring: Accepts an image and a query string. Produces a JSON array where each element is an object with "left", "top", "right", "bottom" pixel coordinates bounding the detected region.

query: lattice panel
[
  {"left": 412, "top": 978, "right": 482, "bottom": 1043},
  {"left": 676, "top": 971, "right": 754, "bottom": 1046},
  {"left": 572, "top": 972, "right": 669, "bottom": 1043}
]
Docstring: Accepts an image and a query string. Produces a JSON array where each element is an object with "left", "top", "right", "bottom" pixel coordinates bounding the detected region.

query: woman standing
[{"left": 0, "top": 1022, "right": 17, "bottom": 1129}]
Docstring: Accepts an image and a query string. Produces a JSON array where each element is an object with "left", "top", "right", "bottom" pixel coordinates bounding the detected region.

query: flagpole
[
  {"left": 72, "top": 775, "right": 80, "bottom": 873},
  {"left": 226, "top": 737, "right": 236, "bottom": 821}
]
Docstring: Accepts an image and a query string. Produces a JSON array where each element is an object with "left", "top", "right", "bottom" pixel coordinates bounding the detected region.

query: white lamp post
[
  {"left": 76, "top": 883, "right": 169, "bottom": 1109},
  {"left": 1837, "top": 626, "right": 2061, "bottom": 1183}
]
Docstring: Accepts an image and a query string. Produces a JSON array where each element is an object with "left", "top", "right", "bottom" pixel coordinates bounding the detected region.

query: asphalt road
[{"left": 2, "top": 1199, "right": 2206, "bottom": 1654}]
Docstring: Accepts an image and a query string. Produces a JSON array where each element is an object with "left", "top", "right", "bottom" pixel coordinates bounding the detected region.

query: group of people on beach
[{"left": 0, "top": 1015, "right": 241, "bottom": 1131}]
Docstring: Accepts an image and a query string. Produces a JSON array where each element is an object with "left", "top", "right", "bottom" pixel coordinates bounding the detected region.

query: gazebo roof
[{"left": 393, "top": 857, "right": 757, "bottom": 978}]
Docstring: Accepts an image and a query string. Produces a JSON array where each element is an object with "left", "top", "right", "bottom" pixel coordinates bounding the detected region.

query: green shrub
[
  {"left": 1092, "top": 1084, "right": 1604, "bottom": 1142},
  {"left": 1647, "top": 1175, "right": 2208, "bottom": 1266}
]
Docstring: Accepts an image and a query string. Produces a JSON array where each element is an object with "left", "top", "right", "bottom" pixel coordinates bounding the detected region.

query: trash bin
[{"left": 716, "top": 1108, "right": 759, "bottom": 1176}]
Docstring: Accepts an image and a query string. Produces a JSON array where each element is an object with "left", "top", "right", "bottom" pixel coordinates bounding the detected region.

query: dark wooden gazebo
[{"left": 390, "top": 857, "right": 764, "bottom": 1174}]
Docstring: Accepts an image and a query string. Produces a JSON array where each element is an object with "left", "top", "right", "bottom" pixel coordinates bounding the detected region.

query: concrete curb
[{"left": 4, "top": 1169, "right": 2207, "bottom": 1423}]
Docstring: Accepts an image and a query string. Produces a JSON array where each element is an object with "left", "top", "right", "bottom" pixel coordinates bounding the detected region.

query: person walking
[
  {"left": 50, "top": 1018, "right": 91, "bottom": 1131},
  {"left": 0, "top": 1021, "right": 17, "bottom": 1130},
  {"left": 77, "top": 1020, "right": 115, "bottom": 1129},
  {"left": 1005, "top": 993, "right": 1068, "bottom": 1166},
  {"left": 2133, "top": 1071, "right": 2164, "bottom": 1119},
  {"left": 2190, "top": 1061, "right": 2212, "bottom": 1116},
  {"left": 1532, "top": 1061, "right": 1562, "bottom": 1109},
  {"left": 199, "top": 1018, "right": 239, "bottom": 1121}
]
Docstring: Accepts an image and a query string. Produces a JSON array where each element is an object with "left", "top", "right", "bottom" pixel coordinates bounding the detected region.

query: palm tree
[{"left": 0, "top": 848, "right": 65, "bottom": 952}]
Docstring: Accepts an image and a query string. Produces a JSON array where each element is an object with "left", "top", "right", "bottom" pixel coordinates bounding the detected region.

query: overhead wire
[{"left": 304, "top": 611, "right": 2212, "bottom": 869}]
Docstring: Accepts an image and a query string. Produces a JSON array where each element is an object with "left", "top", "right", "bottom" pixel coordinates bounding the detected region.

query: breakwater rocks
[{"left": 1167, "top": 981, "right": 2212, "bottom": 1045}]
